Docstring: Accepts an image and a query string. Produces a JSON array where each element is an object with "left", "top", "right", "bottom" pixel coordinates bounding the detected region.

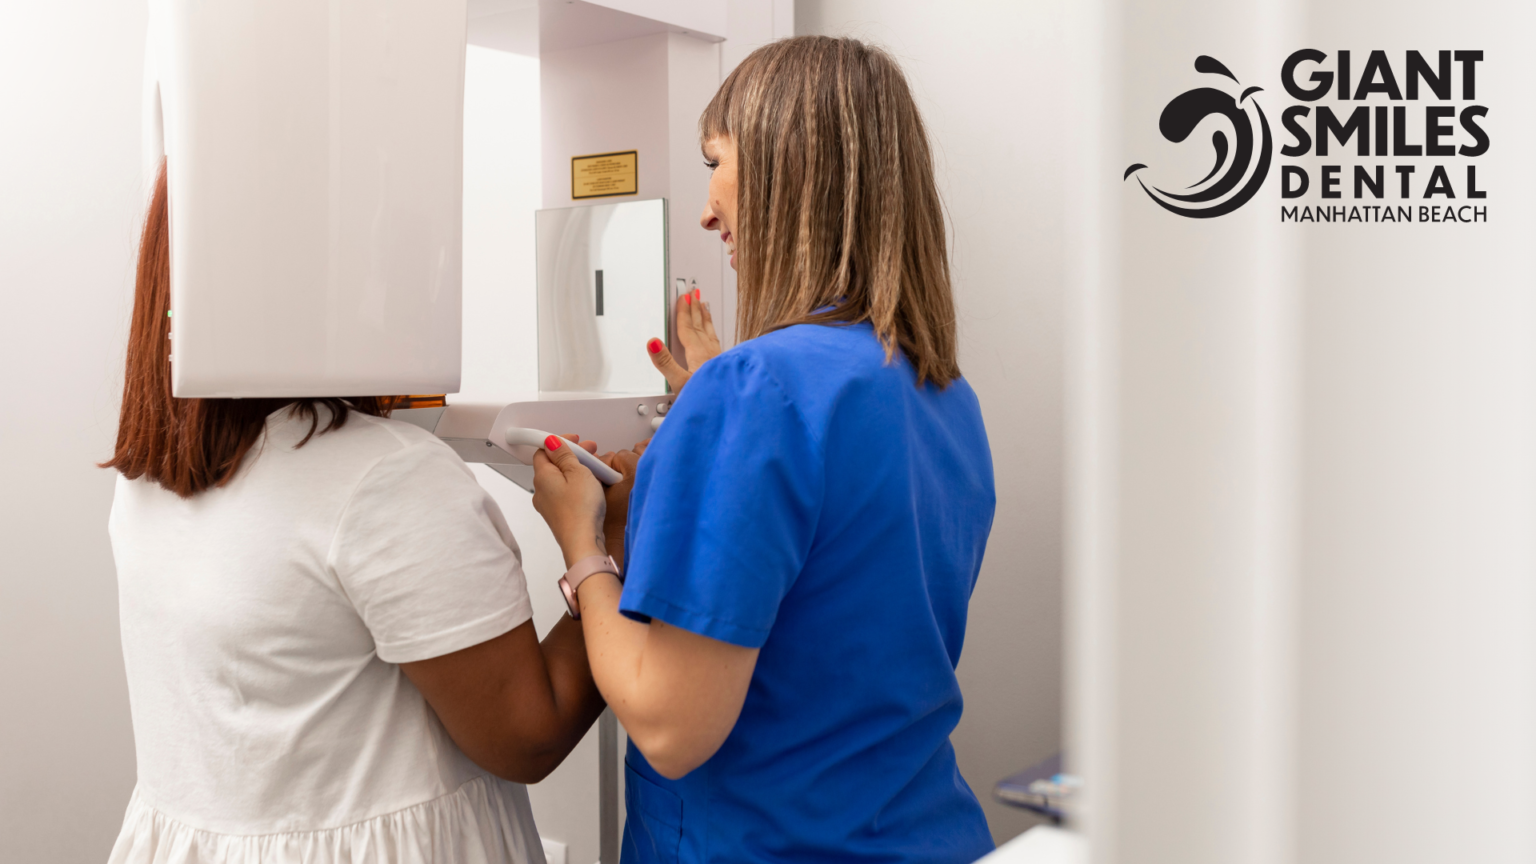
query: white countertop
[{"left": 976, "top": 825, "right": 1086, "bottom": 864}]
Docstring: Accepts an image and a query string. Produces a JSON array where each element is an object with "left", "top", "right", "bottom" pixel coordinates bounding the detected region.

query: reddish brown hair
[{"left": 101, "top": 161, "right": 394, "bottom": 497}]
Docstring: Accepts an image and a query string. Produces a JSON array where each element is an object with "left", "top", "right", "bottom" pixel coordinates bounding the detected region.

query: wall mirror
[{"left": 536, "top": 198, "right": 668, "bottom": 394}]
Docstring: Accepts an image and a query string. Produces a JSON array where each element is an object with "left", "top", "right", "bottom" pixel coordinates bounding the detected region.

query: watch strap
[{"left": 559, "top": 554, "right": 620, "bottom": 619}]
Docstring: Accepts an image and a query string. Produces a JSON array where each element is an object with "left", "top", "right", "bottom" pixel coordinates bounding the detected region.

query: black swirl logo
[{"left": 1125, "top": 56, "right": 1273, "bottom": 218}]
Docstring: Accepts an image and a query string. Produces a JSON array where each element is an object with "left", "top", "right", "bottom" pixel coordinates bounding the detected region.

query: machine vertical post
[{"left": 599, "top": 708, "right": 618, "bottom": 863}]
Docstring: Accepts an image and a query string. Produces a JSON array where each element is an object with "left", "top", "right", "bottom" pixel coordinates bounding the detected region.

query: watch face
[{"left": 560, "top": 577, "right": 582, "bottom": 619}]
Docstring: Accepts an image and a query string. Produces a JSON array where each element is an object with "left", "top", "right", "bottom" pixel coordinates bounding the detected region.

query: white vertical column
[
  {"left": 1087, "top": 2, "right": 1299, "bottom": 862},
  {"left": 1070, "top": 2, "right": 1536, "bottom": 863},
  {"left": 1063, "top": 0, "right": 1120, "bottom": 855},
  {"left": 1071, "top": 2, "right": 1302, "bottom": 862},
  {"left": 1291, "top": 3, "right": 1536, "bottom": 863}
]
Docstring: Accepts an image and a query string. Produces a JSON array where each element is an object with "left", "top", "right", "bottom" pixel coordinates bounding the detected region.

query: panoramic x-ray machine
[
  {"left": 142, "top": 0, "right": 763, "bottom": 859},
  {"left": 142, "top": 0, "right": 730, "bottom": 484}
]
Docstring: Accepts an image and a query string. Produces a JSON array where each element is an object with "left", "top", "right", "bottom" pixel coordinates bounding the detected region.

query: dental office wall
[
  {"left": 0, "top": 3, "right": 147, "bottom": 861},
  {"left": 797, "top": 0, "right": 1070, "bottom": 844}
]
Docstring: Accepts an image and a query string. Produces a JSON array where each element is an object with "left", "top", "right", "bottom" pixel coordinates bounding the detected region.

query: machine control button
[
  {"left": 636, "top": 403, "right": 650, "bottom": 417},
  {"left": 656, "top": 401, "right": 669, "bottom": 415}
]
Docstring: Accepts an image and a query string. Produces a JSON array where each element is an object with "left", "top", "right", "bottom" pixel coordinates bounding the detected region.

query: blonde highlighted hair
[{"left": 701, "top": 36, "right": 959, "bottom": 387}]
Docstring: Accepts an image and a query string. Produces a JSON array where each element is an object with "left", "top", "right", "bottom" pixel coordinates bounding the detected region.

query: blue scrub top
[{"left": 619, "top": 321, "right": 996, "bottom": 864}]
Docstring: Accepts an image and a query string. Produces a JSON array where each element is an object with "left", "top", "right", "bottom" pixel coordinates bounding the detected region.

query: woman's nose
[{"left": 700, "top": 202, "right": 717, "bottom": 232}]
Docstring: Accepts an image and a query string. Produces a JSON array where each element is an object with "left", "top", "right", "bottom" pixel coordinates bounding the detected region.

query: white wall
[
  {"left": 0, "top": 3, "right": 148, "bottom": 861},
  {"left": 796, "top": 1, "right": 1069, "bottom": 844}
]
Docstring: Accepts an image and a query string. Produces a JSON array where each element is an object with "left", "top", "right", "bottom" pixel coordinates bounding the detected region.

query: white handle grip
[{"left": 504, "top": 427, "right": 624, "bottom": 486}]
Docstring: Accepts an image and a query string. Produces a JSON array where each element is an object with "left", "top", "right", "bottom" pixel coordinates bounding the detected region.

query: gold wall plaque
[{"left": 571, "top": 150, "right": 639, "bottom": 200}]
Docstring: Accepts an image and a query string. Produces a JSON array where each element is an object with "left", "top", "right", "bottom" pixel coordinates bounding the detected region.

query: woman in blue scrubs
[{"left": 532, "top": 36, "right": 997, "bottom": 864}]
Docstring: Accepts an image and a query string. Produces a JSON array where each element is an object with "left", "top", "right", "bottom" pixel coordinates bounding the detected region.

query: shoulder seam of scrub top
[
  {"left": 710, "top": 341, "right": 827, "bottom": 454},
  {"left": 618, "top": 342, "right": 830, "bottom": 647}
]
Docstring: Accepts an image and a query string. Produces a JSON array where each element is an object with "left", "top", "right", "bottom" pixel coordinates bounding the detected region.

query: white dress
[{"left": 106, "top": 407, "right": 546, "bottom": 864}]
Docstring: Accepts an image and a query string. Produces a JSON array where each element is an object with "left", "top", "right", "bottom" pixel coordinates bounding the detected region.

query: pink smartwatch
[{"left": 559, "top": 555, "right": 621, "bottom": 620}]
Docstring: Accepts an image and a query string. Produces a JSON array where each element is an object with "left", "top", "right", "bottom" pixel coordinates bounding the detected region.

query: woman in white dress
[{"left": 100, "top": 164, "right": 606, "bottom": 863}]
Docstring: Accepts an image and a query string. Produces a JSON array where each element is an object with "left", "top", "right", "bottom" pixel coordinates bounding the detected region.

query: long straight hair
[
  {"left": 101, "top": 161, "right": 393, "bottom": 497},
  {"left": 700, "top": 36, "right": 960, "bottom": 387}
]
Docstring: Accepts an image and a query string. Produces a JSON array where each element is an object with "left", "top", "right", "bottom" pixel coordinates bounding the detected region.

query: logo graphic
[{"left": 1125, "top": 56, "right": 1273, "bottom": 219}]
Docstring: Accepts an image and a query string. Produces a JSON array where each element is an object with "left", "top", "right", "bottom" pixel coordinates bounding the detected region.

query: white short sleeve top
[{"left": 106, "top": 407, "right": 544, "bottom": 864}]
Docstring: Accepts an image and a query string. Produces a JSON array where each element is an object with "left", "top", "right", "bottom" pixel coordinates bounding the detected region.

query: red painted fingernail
[
  {"left": 684, "top": 293, "right": 692, "bottom": 305},
  {"left": 648, "top": 338, "right": 663, "bottom": 355},
  {"left": 693, "top": 288, "right": 701, "bottom": 301},
  {"left": 544, "top": 435, "right": 562, "bottom": 450}
]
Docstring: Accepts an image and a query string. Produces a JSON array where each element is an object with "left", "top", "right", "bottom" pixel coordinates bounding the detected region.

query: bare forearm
[
  {"left": 555, "top": 540, "right": 651, "bottom": 712},
  {"left": 484, "top": 619, "right": 606, "bottom": 783},
  {"left": 540, "top": 439, "right": 756, "bottom": 781},
  {"left": 572, "top": 571, "right": 756, "bottom": 779},
  {"left": 401, "top": 618, "right": 605, "bottom": 785},
  {"left": 570, "top": 572, "right": 652, "bottom": 721},
  {"left": 472, "top": 621, "right": 605, "bottom": 782},
  {"left": 536, "top": 614, "right": 609, "bottom": 754}
]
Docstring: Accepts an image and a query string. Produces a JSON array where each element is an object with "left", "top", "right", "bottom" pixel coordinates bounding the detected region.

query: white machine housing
[
  {"left": 144, "top": 0, "right": 467, "bottom": 397},
  {"left": 396, "top": 394, "right": 673, "bottom": 491}
]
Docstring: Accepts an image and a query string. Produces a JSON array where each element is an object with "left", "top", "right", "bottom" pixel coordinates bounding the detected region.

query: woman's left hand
[
  {"left": 646, "top": 289, "right": 722, "bottom": 392},
  {"left": 531, "top": 435, "right": 608, "bottom": 567}
]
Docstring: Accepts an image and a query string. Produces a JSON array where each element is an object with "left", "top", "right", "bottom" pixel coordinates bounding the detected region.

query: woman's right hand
[
  {"left": 648, "top": 288, "right": 721, "bottom": 391},
  {"left": 531, "top": 436, "right": 608, "bottom": 568}
]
